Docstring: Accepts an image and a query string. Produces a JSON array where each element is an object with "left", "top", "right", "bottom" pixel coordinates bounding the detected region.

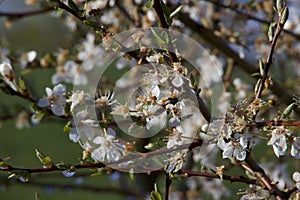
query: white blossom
[
  {"left": 240, "top": 185, "right": 270, "bottom": 200},
  {"left": 91, "top": 128, "right": 126, "bottom": 162},
  {"left": 38, "top": 84, "right": 67, "bottom": 116},
  {"left": 69, "top": 128, "right": 80, "bottom": 143},
  {"left": 19, "top": 50, "right": 37, "bottom": 69},
  {"left": 268, "top": 126, "right": 290, "bottom": 158},
  {"left": 77, "top": 33, "right": 105, "bottom": 71},
  {"left": 291, "top": 137, "right": 300, "bottom": 159}
]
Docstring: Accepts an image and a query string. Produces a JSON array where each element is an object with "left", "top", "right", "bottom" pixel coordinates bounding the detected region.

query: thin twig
[
  {"left": 0, "top": 175, "right": 139, "bottom": 197},
  {"left": 152, "top": 0, "right": 179, "bottom": 64},
  {"left": 255, "top": 20, "right": 283, "bottom": 98},
  {"left": 0, "top": 162, "right": 262, "bottom": 186}
]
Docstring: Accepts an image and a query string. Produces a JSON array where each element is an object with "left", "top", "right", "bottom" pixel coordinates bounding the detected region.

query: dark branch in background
[
  {"left": 57, "top": 1, "right": 86, "bottom": 21},
  {"left": 0, "top": 175, "right": 139, "bottom": 197},
  {"left": 0, "top": 160, "right": 261, "bottom": 186},
  {"left": 194, "top": 88, "right": 212, "bottom": 122},
  {"left": 165, "top": 173, "right": 171, "bottom": 200},
  {"left": 0, "top": 79, "right": 69, "bottom": 121},
  {"left": 177, "top": 12, "right": 295, "bottom": 106},
  {"left": 250, "top": 120, "right": 300, "bottom": 127},
  {"left": 202, "top": 0, "right": 300, "bottom": 40},
  {"left": 0, "top": 7, "right": 53, "bottom": 18},
  {"left": 180, "top": 169, "right": 259, "bottom": 185}
]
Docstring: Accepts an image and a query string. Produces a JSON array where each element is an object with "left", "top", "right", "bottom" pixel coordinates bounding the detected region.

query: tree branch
[
  {"left": 178, "top": 13, "right": 295, "bottom": 105},
  {"left": 0, "top": 7, "right": 54, "bottom": 18},
  {"left": 152, "top": 0, "right": 179, "bottom": 64}
]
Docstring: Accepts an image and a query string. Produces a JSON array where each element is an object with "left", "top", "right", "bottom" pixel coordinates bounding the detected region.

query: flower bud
[{"left": 0, "top": 62, "right": 14, "bottom": 81}]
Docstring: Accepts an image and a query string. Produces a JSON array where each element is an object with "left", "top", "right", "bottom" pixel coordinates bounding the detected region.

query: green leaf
[
  {"left": 150, "top": 191, "right": 162, "bottom": 200},
  {"left": 189, "top": 74, "right": 196, "bottom": 88},
  {"left": 18, "top": 77, "right": 26, "bottom": 90},
  {"left": 63, "top": 122, "right": 72, "bottom": 133},
  {"left": 250, "top": 72, "right": 261, "bottom": 77},
  {"left": 91, "top": 168, "right": 108, "bottom": 176},
  {"left": 34, "top": 112, "right": 44, "bottom": 120},
  {"left": 31, "top": 103, "right": 40, "bottom": 112},
  {"left": 35, "top": 149, "right": 52, "bottom": 166},
  {"left": 259, "top": 59, "right": 264, "bottom": 76},
  {"left": 68, "top": 0, "right": 84, "bottom": 17},
  {"left": 276, "top": 0, "right": 284, "bottom": 11},
  {"left": 161, "top": 2, "right": 172, "bottom": 25},
  {"left": 170, "top": 5, "right": 183, "bottom": 18},
  {"left": 129, "top": 168, "right": 135, "bottom": 180},
  {"left": 144, "top": 143, "right": 160, "bottom": 150},
  {"left": 254, "top": 79, "right": 261, "bottom": 95},
  {"left": 268, "top": 23, "right": 274, "bottom": 42},
  {"left": 42, "top": 156, "right": 52, "bottom": 166},
  {"left": 280, "top": 6, "right": 289, "bottom": 25},
  {"left": 83, "top": 19, "right": 98, "bottom": 29},
  {"left": 282, "top": 103, "right": 296, "bottom": 117},
  {"left": 145, "top": 0, "right": 154, "bottom": 8},
  {"left": 35, "top": 192, "right": 40, "bottom": 200},
  {"left": 0, "top": 160, "right": 5, "bottom": 167}
]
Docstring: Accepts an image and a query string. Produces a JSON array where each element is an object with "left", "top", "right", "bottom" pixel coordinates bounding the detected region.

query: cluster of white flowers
[
  {"left": 207, "top": 98, "right": 265, "bottom": 161},
  {"left": 268, "top": 126, "right": 300, "bottom": 159}
]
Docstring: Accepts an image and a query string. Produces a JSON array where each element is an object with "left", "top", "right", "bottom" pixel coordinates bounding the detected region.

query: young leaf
[
  {"left": 282, "top": 103, "right": 296, "bottom": 117},
  {"left": 280, "top": 6, "right": 289, "bottom": 25},
  {"left": 145, "top": 0, "right": 154, "bottom": 8},
  {"left": 18, "top": 77, "right": 26, "bottom": 90},
  {"left": 83, "top": 19, "right": 98, "bottom": 29},
  {"left": 129, "top": 168, "right": 135, "bottom": 180},
  {"left": 170, "top": 5, "right": 183, "bottom": 18},
  {"left": 63, "top": 122, "right": 72, "bottom": 133},
  {"left": 34, "top": 112, "right": 44, "bottom": 120},
  {"left": 259, "top": 59, "right": 265, "bottom": 76},
  {"left": 68, "top": 0, "right": 84, "bottom": 17},
  {"left": 161, "top": 2, "right": 172, "bottom": 25},
  {"left": 151, "top": 184, "right": 162, "bottom": 200},
  {"left": 150, "top": 191, "right": 162, "bottom": 200}
]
